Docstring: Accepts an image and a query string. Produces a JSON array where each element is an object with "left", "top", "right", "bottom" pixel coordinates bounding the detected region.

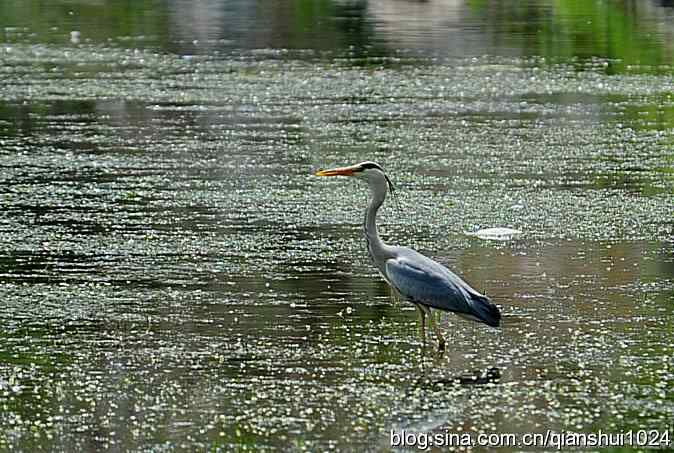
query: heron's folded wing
[{"left": 384, "top": 257, "right": 474, "bottom": 314}]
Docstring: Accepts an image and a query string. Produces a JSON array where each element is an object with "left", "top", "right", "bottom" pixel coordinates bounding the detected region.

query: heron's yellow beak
[{"left": 315, "top": 166, "right": 355, "bottom": 177}]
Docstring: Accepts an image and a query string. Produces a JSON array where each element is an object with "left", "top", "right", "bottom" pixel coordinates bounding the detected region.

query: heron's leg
[
  {"left": 415, "top": 304, "right": 426, "bottom": 346},
  {"left": 421, "top": 305, "right": 446, "bottom": 351}
]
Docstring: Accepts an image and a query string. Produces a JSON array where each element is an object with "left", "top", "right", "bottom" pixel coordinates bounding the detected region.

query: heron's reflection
[{"left": 414, "top": 366, "right": 501, "bottom": 388}]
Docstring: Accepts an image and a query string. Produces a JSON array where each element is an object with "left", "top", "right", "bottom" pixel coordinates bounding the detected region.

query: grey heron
[{"left": 316, "top": 161, "right": 501, "bottom": 350}]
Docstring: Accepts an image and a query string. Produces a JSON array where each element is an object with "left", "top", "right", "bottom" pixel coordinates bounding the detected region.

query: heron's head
[{"left": 315, "top": 161, "right": 395, "bottom": 194}]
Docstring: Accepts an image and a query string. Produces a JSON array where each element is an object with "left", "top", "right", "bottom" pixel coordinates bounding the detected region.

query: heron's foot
[{"left": 437, "top": 336, "right": 446, "bottom": 352}]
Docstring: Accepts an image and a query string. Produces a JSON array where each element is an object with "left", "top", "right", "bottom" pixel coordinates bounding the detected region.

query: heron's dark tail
[{"left": 469, "top": 294, "right": 501, "bottom": 328}]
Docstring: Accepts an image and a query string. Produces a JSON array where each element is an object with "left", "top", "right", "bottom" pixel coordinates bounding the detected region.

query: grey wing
[
  {"left": 384, "top": 254, "right": 501, "bottom": 327},
  {"left": 385, "top": 256, "right": 473, "bottom": 313}
]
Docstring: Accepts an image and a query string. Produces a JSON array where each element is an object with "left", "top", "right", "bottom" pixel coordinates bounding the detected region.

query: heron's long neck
[{"left": 364, "top": 183, "right": 387, "bottom": 255}]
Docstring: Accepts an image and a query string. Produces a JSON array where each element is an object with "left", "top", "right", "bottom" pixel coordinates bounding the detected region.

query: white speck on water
[{"left": 466, "top": 227, "right": 523, "bottom": 241}]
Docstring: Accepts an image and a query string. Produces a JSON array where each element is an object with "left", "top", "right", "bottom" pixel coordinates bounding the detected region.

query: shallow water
[{"left": 1, "top": 1, "right": 673, "bottom": 452}]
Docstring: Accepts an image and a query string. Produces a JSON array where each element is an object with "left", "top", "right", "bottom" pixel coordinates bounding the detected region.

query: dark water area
[{"left": 1, "top": 1, "right": 673, "bottom": 452}]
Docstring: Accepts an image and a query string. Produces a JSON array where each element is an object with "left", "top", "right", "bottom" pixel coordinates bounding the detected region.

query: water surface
[{"left": 1, "top": 1, "right": 673, "bottom": 451}]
